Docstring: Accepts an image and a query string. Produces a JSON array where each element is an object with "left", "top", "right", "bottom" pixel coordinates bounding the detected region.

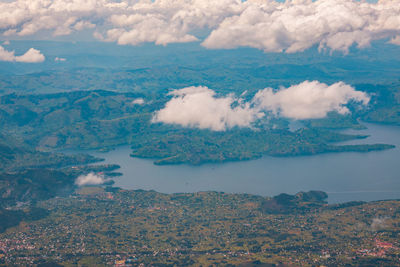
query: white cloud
[
  {"left": 253, "top": 81, "right": 370, "bottom": 120},
  {"left": 54, "top": 56, "right": 66, "bottom": 62},
  {"left": 132, "top": 98, "right": 145, "bottom": 105},
  {"left": 0, "top": 45, "right": 15, "bottom": 61},
  {"left": 0, "top": 45, "right": 45, "bottom": 63},
  {"left": 0, "top": 0, "right": 399, "bottom": 53},
  {"left": 15, "top": 47, "right": 45, "bottom": 62},
  {"left": 75, "top": 172, "right": 106, "bottom": 186},
  {"left": 202, "top": 0, "right": 400, "bottom": 53},
  {"left": 153, "top": 82, "right": 369, "bottom": 130},
  {"left": 152, "top": 86, "right": 263, "bottom": 131},
  {"left": 2, "top": 40, "right": 10, "bottom": 45}
]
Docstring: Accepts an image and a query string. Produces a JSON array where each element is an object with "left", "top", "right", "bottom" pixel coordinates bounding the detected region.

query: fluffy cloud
[
  {"left": 0, "top": 0, "right": 399, "bottom": 53},
  {"left": 253, "top": 81, "right": 370, "bottom": 119},
  {"left": 153, "top": 82, "right": 369, "bottom": 130},
  {"left": 75, "top": 172, "right": 106, "bottom": 186},
  {"left": 0, "top": 46, "right": 15, "bottom": 61},
  {"left": 102, "top": 0, "right": 243, "bottom": 46},
  {"left": 203, "top": 0, "right": 400, "bottom": 53},
  {"left": 0, "top": 45, "right": 45, "bottom": 63},
  {"left": 152, "top": 86, "right": 263, "bottom": 131},
  {"left": 15, "top": 48, "right": 45, "bottom": 62}
]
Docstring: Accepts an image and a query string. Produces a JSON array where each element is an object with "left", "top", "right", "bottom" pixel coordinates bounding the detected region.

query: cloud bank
[
  {"left": 202, "top": 0, "right": 400, "bottom": 53},
  {"left": 0, "top": 0, "right": 399, "bottom": 53},
  {"left": 75, "top": 172, "right": 106, "bottom": 186},
  {"left": 153, "top": 81, "right": 369, "bottom": 130},
  {"left": 0, "top": 45, "right": 45, "bottom": 63}
]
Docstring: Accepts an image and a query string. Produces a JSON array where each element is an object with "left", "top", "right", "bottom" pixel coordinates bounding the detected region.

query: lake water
[{"left": 88, "top": 123, "right": 400, "bottom": 203}]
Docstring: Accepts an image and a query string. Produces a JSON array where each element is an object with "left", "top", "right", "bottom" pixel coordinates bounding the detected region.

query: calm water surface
[{"left": 88, "top": 123, "right": 400, "bottom": 203}]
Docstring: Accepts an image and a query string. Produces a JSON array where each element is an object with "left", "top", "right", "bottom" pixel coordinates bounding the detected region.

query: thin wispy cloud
[
  {"left": 132, "top": 98, "right": 145, "bottom": 105},
  {"left": 54, "top": 57, "right": 66, "bottom": 62}
]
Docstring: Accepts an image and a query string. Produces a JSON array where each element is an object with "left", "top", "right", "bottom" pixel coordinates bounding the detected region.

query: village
[{"left": 0, "top": 188, "right": 399, "bottom": 266}]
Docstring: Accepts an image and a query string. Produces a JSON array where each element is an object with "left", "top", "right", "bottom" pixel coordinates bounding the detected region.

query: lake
[{"left": 88, "top": 123, "right": 400, "bottom": 203}]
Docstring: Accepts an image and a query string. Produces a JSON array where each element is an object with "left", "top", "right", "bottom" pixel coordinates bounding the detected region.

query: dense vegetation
[
  {"left": 0, "top": 169, "right": 78, "bottom": 207},
  {"left": 360, "top": 83, "right": 400, "bottom": 126},
  {"left": 0, "top": 141, "right": 99, "bottom": 172}
]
